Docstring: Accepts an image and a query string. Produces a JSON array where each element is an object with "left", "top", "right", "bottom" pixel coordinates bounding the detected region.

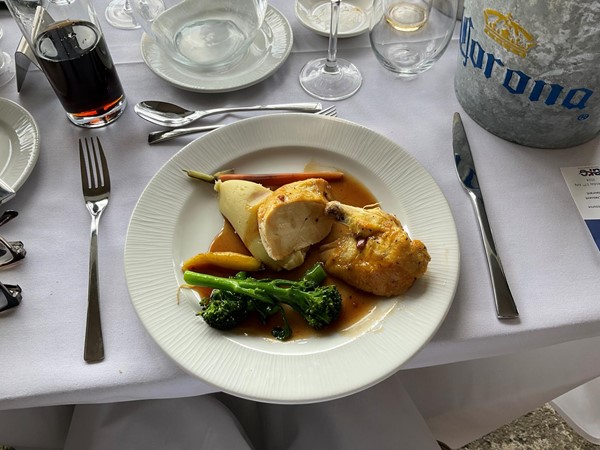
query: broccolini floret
[
  {"left": 184, "top": 263, "right": 342, "bottom": 340},
  {"left": 199, "top": 289, "right": 249, "bottom": 331}
]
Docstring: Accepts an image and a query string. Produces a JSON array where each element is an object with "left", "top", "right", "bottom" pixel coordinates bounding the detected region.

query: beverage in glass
[
  {"left": 5, "top": 0, "right": 126, "bottom": 128},
  {"left": 369, "top": 0, "right": 459, "bottom": 77}
]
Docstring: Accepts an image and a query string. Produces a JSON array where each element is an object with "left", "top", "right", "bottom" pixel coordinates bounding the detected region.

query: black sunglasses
[
  {"left": 0, "top": 210, "right": 26, "bottom": 313},
  {"left": 0, "top": 282, "right": 22, "bottom": 312}
]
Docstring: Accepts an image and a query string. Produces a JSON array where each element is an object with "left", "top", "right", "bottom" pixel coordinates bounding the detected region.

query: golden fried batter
[{"left": 320, "top": 201, "right": 430, "bottom": 296}]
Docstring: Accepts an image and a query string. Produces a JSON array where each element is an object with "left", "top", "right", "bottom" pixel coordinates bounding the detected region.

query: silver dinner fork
[
  {"left": 147, "top": 105, "right": 339, "bottom": 144},
  {"left": 79, "top": 137, "right": 110, "bottom": 363}
]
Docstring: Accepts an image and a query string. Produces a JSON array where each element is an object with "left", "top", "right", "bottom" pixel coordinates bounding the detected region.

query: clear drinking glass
[
  {"left": 299, "top": 0, "right": 363, "bottom": 100},
  {"left": 130, "top": 0, "right": 268, "bottom": 70},
  {"left": 4, "top": 0, "right": 127, "bottom": 127},
  {"left": 369, "top": 0, "right": 458, "bottom": 77}
]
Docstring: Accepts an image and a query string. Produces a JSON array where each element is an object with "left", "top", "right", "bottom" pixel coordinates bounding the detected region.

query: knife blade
[
  {"left": 453, "top": 112, "right": 519, "bottom": 319},
  {"left": 0, "top": 178, "right": 15, "bottom": 204}
]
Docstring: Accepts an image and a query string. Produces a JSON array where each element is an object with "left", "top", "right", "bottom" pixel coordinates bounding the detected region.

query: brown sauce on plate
[{"left": 197, "top": 173, "right": 383, "bottom": 340}]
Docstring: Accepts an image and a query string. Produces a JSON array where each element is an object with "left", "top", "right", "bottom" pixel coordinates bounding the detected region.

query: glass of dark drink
[{"left": 4, "top": 0, "right": 127, "bottom": 128}]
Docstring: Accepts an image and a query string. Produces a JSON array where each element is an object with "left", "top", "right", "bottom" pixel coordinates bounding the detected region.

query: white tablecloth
[{"left": 1, "top": 0, "right": 599, "bottom": 448}]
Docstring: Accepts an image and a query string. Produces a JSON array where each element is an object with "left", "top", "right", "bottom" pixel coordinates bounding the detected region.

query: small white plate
[
  {"left": 295, "top": 0, "right": 373, "bottom": 38},
  {"left": 125, "top": 113, "right": 460, "bottom": 404},
  {"left": 0, "top": 98, "right": 40, "bottom": 199},
  {"left": 141, "top": 5, "right": 293, "bottom": 93}
]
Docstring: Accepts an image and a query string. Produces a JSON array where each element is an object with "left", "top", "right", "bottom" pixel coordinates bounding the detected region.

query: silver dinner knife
[
  {"left": 453, "top": 112, "right": 519, "bottom": 319},
  {"left": 0, "top": 178, "right": 15, "bottom": 204}
]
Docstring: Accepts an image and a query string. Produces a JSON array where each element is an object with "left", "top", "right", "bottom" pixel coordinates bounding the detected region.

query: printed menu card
[{"left": 561, "top": 165, "right": 600, "bottom": 251}]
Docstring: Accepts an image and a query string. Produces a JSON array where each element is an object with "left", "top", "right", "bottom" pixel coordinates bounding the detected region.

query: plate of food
[{"left": 124, "top": 113, "right": 459, "bottom": 404}]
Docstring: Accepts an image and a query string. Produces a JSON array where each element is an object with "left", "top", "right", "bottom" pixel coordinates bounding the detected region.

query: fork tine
[
  {"left": 317, "top": 105, "right": 337, "bottom": 117},
  {"left": 80, "top": 138, "right": 110, "bottom": 191},
  {"left": 79, "top": 138, "right": 90, "bottom": 190},
  {"left": 88, "top": 138, "right": 100, "bottom": 189},
  {"left": 94, "top": 137, "right": 110, "bottom": 191}
]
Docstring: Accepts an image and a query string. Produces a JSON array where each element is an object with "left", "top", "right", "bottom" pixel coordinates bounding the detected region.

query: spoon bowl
[{"left": 134, "top": 100, "right": 322, "bottom": 127}]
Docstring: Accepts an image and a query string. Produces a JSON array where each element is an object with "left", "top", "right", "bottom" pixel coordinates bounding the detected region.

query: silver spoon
[
  {"left": 134, "top": 100, "right": 323, "bottom": 127},
  {"left": 147, "top": 105, "right": 338, "bottom": 144}
]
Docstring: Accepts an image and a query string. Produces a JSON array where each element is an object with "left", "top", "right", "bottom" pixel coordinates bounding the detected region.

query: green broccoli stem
[
  {"left": 183, "top": 263, "right": 325, "bottom": 309},
  {"left": 184, "top": 263, "right": 327, "bottom": 297},
  {"left": 184, "top": 271, "right": 319, "bottom": 305},
  {"left": 300, "top": 262, "right": 327, "bottom": 285},
  {"left": 184, "top": 262, "right": 342, "bottom": 334},
  {"left": 183, "top": 271, "right": 275, "bottom": 304}
]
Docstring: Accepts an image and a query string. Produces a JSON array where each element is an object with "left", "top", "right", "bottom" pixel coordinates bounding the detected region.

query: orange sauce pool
[{"left": 190, "top": 173, "right": 383, "bottom": 340}]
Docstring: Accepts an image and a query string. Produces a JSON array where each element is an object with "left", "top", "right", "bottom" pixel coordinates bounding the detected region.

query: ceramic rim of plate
[{"left": 0, "top": 98, "right": 40, "bottom": 193}]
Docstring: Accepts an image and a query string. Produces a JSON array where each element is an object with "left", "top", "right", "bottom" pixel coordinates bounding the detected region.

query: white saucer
[
  {"left": 295, "top": 0, "right": 372, "bottom": 38},
  {"left": 141, "top": 6, "right": 293, "bottom": 93},
  {"left": 0, "top": 98, "right": 40, "bottom": 199}
]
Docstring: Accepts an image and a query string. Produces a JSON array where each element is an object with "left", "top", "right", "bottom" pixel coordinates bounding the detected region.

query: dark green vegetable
[
  {"left": 184, "top": 263, "right": 342, "bottom": 340},
  {"left": 199, "top": 289, "right": 249, "bottom": 331}
]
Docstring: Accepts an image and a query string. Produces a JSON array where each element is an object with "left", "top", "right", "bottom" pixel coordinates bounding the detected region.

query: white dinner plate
[
  {"left": 140, "top": 6, "right": 293, "bottom": 93},
  {"left": 0, "top": 98, "right": 40, "bottom": 198},
  {"left": 125, "top": 114, "right": 460, "bottom": 404}
]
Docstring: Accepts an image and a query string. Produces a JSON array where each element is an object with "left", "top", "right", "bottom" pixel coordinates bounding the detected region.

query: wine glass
[
  {"left": 105, "top": 0, "right": 164, "bottom": 29},
  {"left": 369, "top": 0, "right": 459, "bottom": 78},
  {"left": 295, "top": 0, "right": 374, "bottom": 38},
  {"left": 299, "top": 0, "right": 363, "bottom": 100},
  {"left": 0, "top": 26, "right": 15, "bottom": 87},
  {"left": 105, "top": 0, "right": 140, "bottom": 29}
]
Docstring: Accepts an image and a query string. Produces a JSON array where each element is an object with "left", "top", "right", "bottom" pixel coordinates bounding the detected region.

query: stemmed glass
[
  {"left": 299, "top": 0, "right": 362, "bottom": 100},
  {"left": 105, "top": 0, "right": 164, "bottom": 29},
  {"left": 0, "top": 26, "right": 15, "bottom": 87},
  {"left": 105, "top": 0, "right": 140, "bottom": 29}
]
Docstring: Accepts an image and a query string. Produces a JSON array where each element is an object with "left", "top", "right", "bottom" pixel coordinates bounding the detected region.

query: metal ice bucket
[{"left": 454, "top": 0, "right": 600, "bottom": 148}]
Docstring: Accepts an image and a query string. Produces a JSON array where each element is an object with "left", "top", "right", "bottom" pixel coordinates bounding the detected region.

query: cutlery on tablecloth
[
  {"left": 134, "top": 100, "right": 323, "bottom": 127},
  {"left": 452, "top": 112, "right": 519, "bottom": 319},
  {"left": 147, "top": 105, "right": 338, "bottom": 144},
  {"left": 79, "top": 137, "right": 111, "bottom": 362}
]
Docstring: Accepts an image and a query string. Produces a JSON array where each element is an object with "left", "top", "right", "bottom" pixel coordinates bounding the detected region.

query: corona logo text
[{"left": 459, "top": 16, "right": 594, "bottom": 111}]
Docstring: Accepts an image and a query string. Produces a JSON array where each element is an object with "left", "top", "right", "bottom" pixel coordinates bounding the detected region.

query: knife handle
[{"left": 469, "top": 193, "right": 519, "bottom": 319}]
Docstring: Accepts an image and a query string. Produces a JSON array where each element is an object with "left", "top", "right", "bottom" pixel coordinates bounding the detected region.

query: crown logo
[{"left": 483, "top": 9, "right": 536, "bottom": 57}]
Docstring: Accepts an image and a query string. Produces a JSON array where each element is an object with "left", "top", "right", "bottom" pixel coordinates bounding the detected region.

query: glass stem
[
  {"left": 325, "top": 0, "right": 341, "bottom": 73},
  {"left": 124, "top": 0, "right": 133, "bottom": 14}
]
